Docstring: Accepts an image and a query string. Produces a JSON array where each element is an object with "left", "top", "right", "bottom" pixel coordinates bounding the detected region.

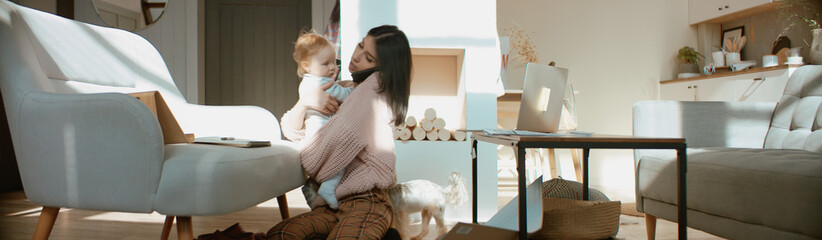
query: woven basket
[
  {"left": 542, "top": 178, "right": 609, "bottom": 201},
  {"left": 532, "top": 198, "right": 621, "bottom": 240}
]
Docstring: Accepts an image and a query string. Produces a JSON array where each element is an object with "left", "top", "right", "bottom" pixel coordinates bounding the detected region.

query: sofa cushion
[
  {"left": 154, "top": 142, "right": 304, "bottom": 216},
  {"left": 638, "top": 147, "right": 822, "bottom": 238},
  {"left": 765, "top": 66, "right": 822, "bottom": 153}
]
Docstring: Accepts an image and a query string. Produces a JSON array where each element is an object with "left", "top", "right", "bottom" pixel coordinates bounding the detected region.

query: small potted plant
[{"left": 677, "top": 46, "right": 703, "bottom": 74}]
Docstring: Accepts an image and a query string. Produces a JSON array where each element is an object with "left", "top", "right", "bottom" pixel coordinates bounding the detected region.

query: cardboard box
[
  {"left": 440, "top": 222, "right": 517, "bottom": 240},
  {"left": 129, "top": 91, "right": 193, "bottom": 144},
  {"left": 440, "top": 177, "right": 544, "bottom": 240}
]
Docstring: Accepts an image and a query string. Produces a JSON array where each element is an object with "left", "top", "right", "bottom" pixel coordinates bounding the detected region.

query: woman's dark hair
[{"left": 368, "top": 25, "right": 412, "bottom": 127}]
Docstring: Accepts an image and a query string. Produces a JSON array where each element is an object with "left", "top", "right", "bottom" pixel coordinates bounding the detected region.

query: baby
[{"left": 293, "top": 32, "right": 353, "bottom": 209}]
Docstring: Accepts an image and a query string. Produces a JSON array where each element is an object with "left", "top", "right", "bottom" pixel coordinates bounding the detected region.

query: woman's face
[{"left": 349, "top": 35, "right": 378, "bottom": 73}]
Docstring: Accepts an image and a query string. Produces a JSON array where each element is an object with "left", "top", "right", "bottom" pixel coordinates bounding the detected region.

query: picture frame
[{"left": 722, "top": 26, "right": 744, "bottom": 51}]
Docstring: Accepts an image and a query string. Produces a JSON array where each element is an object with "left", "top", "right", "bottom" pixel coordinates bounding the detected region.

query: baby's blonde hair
[{"left": 293, "top": 31, "right": 334, "bottom": 77}]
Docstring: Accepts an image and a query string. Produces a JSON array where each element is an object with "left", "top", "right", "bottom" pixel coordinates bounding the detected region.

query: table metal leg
[
  {"left": 677, "top": 147, "right": 687, "bottom": 240},
  {"left": 472, "top": 139, "right": 478, "bottom": 224},
  {"left": 582, "top": 148, "right": 590, "bottom": 201},
  {"left": 516, "top": 146, "right": 527, "bottom": 240}
]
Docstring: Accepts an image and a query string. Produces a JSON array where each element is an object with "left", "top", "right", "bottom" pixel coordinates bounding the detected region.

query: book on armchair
[{"left": 193, "top": 137, "right": 271, "bottom": 148}]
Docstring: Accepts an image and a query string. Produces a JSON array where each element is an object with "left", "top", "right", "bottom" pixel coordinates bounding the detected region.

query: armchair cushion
[{"left": 155, "top": 142, "right": 303, "bottom": 216}]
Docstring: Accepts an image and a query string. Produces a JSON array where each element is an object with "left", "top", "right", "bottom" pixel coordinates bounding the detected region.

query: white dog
[{"left": 388, "top": 172, "right": 467, "bottom": 240}]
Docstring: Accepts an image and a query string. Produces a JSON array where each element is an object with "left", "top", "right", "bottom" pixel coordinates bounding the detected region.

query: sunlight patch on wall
[{"left": 396, "top": 1, "right": 494, "bottom": 39}]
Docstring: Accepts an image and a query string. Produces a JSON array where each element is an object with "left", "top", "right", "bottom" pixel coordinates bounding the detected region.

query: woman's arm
[
  {"left": 280, "top": 81, "right": 340, "bottom": 141},
  {"left": 301, "top": 77, "right": 385, "bottom": 182}
]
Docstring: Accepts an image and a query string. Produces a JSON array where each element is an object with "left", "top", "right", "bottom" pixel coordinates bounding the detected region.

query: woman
[{"left": 267, "top": 25, "right": 412, "bottom": 240}]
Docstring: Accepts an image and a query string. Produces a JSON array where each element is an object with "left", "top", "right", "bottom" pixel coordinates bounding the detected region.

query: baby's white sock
[{"left": 318, "top": 171, "right": 344, "bottom": 209}]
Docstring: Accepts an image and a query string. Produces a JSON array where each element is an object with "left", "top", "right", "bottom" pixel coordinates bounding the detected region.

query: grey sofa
[{"left": 633, "top": 65, "right": 822, "bottom": 240}]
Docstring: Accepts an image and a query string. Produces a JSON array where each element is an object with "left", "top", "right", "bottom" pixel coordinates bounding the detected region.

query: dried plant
[
  {"left": 500, "top": 22, "right": 539, "bottom": 63},
  {"left": 778, "top": 0, "right": 822, "bottom": 36}
]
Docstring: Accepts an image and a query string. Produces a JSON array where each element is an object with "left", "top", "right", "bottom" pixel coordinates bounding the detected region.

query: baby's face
[{"left": 303, "top": 46, "right": 337, "bottom": 78}]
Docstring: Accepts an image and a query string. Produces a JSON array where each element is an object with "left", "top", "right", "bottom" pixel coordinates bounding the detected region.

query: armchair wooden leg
[
  {"left": 277, "top": 194, "right": 290, "bottom": 219},
  {"left": 645, "top": 213, "right": 657, "bottom": 240},
  {"left": 161, "top": 216, "right": 174, "bottom": 240},
  {"left": 176, "top": 216, "right": 193, "bottom": 240},
  {"left": 32, "top": 207, "right": 59, "bottom": 240}
]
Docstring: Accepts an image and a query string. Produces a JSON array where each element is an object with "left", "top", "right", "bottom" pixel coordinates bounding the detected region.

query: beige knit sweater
[{"left": 281, "top": 74, "right": 397, "bottom": 199}]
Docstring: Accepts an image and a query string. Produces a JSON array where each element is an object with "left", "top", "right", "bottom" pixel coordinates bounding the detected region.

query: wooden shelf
[
  {"left": 408, "top": 48, "right": 466, "bottom": 129},
  {"left": 661, "top": 64, "right": 803, "bottom": 84}
]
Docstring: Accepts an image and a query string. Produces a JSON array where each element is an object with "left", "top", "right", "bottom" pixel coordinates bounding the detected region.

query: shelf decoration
[
  {"left": 777, "top": 0, "right": 821, "bottom": 64},
  {"left": 500, "top": 21, "right": 539, "bottom": 63}
]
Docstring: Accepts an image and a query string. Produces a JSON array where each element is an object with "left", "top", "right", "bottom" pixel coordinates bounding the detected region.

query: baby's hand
[
  {"left": 299, "top": 81, "right": 339, "bottom": 115},
  {"left": 337, "top": 80, "right": 357, "bottom": 88}
]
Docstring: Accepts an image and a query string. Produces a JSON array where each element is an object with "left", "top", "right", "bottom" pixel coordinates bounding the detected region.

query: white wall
[
  {"left": 498, "top": 0, "right": 696, "bottom": 201},
  {"left": 311, "top": 0, "right": 336, "bottom": 33}
]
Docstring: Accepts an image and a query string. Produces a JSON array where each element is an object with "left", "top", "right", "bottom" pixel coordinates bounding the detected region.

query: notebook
[
  {"left": 193, "top": 136, "right": 271, "bottom": 148},
  {"left": 484, "top": 63, "right": 577, "bottom": 136}
]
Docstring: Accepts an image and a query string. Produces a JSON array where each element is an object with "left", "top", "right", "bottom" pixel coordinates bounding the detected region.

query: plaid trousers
[{"left": 266, "top": 188, "right": 393, "bottom": 240}]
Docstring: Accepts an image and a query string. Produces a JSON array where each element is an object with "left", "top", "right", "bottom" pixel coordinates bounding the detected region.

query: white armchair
[{"left": 0, "top": 2, "right": 304, "bottom": 239}]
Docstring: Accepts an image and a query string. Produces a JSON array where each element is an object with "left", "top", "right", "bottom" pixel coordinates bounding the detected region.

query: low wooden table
[{"left": 470, "top": 132, "right": 687, "bottom": 240}]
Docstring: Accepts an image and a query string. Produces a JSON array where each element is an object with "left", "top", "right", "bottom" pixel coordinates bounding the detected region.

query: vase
[
  {"left": 725, "top": 52, "right": 741, "bottom": 66},
  {"left": 811, "top": 29, "right": 822, "bottom": 65},
  {"left": 679, "top": 63, "right": 699, "bottom": 73}
]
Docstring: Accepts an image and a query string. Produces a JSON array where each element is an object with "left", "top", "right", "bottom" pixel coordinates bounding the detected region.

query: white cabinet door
[
  {"left": 732, "top": 69, "right": 789, "bottom": 102},
  {"left": 660, "top": 81, "right": 697, "bottom": 101},
  {"left": 695, "top": 77, "right": 738, "bottom": 101},
  {"left": 726, "top": 0, "right": 774, "bottom": 13},
  {"left": 660, "top": 78, "right": 737, "bottom": 101},
  {"left": 689, "top": 0, "right": 727, "bottom": 24},
  {"left": 689, "top": 0, "right": 773, "bottom": 24}
]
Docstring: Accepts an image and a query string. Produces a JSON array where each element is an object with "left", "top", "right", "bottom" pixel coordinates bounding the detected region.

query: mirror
[{"left": 92, "top": 0, "right": 168, "bottom": 32}]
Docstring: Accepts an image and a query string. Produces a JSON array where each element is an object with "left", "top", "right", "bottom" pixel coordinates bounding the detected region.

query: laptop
[{"left": 485, "top": 63, "right": 570, "bottom": 136}]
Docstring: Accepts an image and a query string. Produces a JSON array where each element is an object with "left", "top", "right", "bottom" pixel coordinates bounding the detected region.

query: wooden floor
[{"left": 0, "top": 188, "right": 723, "bottom": 240}]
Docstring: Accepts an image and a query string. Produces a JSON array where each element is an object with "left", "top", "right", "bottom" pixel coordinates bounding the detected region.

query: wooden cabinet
[
  {"left": 689, "top": 0, "right": 777, "bottom": 24},
  {"left": 661, "top": 65, "right": 800, "bottom": 102}
]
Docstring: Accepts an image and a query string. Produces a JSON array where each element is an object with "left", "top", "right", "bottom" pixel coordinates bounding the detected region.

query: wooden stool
[{"left": 529, "top": 148, "right": 582, "bottom": 181}]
